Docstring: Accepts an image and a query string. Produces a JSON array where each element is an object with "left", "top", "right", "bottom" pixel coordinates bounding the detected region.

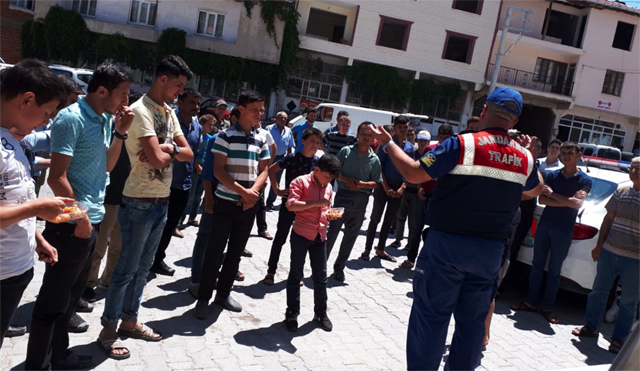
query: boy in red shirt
[{"left": 284, "top": 154, "right": 342, "bottom": 332}]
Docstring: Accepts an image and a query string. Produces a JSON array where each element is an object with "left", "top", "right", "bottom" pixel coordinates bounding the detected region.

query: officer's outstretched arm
[
  {"left": 522, "top": 170, "right": 544, "bottom": 198},
  {"left": 384, "top": 142, "right": 432, "bottom": 184}
]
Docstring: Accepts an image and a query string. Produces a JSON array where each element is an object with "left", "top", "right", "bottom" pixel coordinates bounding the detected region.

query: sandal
[
  {"left": 510, "top": 302, "right": 538, "bottom": 312},
  {"left": 376, "top": 252, "right": 397, "bottom": 262},
  {"left": 235, "top": 271, "right": 245, "bottom": 281},
  {"left": 399, "top": 260, "right": 414, "bottom": 269},
  {"left": 609, "top": 338, "right": 624, "bottom": 354},
  {"left": 360, "top": 251, "right": 371, "bottom": 261},
  {"left": 571, "top": 325, "right": 598, "bottom": 338},
  {"left": 263, "top": 274, "right": 274, "bottom": 286},
  {"left": 540, "top": 310, "right": 559, "bottom": 324},
  {"left": 117, "top": 323, "right": 162, "bottom": 342},
  {"left": 98, "top": 337, "right": 130, "bottom": 360}
]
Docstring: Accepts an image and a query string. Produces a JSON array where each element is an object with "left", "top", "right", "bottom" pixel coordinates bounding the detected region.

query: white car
[
  {"left": 48, "top": 65, "right": 93, "bottom": 91},
  {"left": 516, "top": 166, "right": 632, "bottom": 293}
]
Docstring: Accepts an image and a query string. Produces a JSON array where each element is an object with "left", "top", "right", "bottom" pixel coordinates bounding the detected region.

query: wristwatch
[
  {"left": 172, "top": 142, "right": 180, "bottom": 156},
  {"left": 382, "top": 141, "right": 393, "bottom": 153},
  {"left": 113, "top": 130, "right": 128, "bottom": 140}
]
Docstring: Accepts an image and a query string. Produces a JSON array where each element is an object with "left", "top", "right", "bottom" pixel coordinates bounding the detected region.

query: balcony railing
[{"left": 486, "top": 64, "right": 574, "bottom": 97}]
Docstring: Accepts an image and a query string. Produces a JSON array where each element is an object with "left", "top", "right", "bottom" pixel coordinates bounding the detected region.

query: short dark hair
[
  {"left": 317, "top": 154, "right": 341, "bottom": 178},
  {"left": 128, "top": 91, "right": 143, "bottom": 105},
  {"left": 357, "top": 121, "right": 374, "bottom": 134},
  {"left": 230, "top": 107, "right": 241, "bottom": 120},
  {"left": 467, "top": 116, "right": 480, "bottom": 125},
  {"left": 305, "top": 107, "right": 318, "bottom": 114},
  {"left": 394, "top": 115, "right": 410, "bottom": 126},
  {"left": 0, "top": 59, "right": 66, "bottom": 106},
  {"left": 238, "top": 90, "right": 264, "bottom": 106},
  {"left": 337, "top": 110, "right": 349, "bottom": 118},
  {"left": 561, "top": 141, "right": 581, "bottom": 153},
  {"left": 154, "top": 55, "right": 193, "bottom": 80},
  {"left": 438, "top": 123, "right": 454, "bottom": 136},
  {"left": 302, "top": 127, "right": 323, "bottom": 141},
  {"left": 199, "top": 114, "right": 215, "bottom": 125},
  {"left": 407, "top": 126, "right": 416, "bottom": 133},
  {"left": 87, "top": 63, "right": 133, "bottom": 94},
  {"left": 58, "top": 75, "right": 84, "bottom": 96},
  {"left": 534, "top": 137, "right": 543, "bottom": 149},
  {"left": 178, "top": 88, "right": 201, "bottom": 101},
  {"left": 383, "top": 125, "right": 394, "bottom": 134},
  {"left": 549, "top": 139, "right": 562, "bottom": 147}
]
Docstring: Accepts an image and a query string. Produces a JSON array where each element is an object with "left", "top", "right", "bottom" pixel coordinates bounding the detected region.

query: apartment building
[
  {"left": 1, "top": 0, "right": 36, "bottom": 64},
  {"left": 281, "top": 0, "right": 501, "bottom": 130},
  {"left": 482, "top": 0, "right": 640, "bottom": 152}
]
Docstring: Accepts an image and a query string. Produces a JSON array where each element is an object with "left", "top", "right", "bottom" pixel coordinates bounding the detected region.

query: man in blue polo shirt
[
  {"left": 266, "top": 111, "right": 295, "bottom": 210},
  {"left": 513, "top": 141, "right": 592, "bottom": 324},
  {"left": 367, "top": 87, "right": 543, "bottom": 370},
  {"left": 361, "top": 115, "right": 415, "bottom": 262},
  {"left": 291, "top": 107, "right": 318, "bottom": 153}
]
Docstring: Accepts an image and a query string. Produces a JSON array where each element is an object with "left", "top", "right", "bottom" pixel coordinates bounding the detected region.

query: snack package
[
  {"left": 52, "top": 201, "right": 88, "bottom": 223},
  {"left": 326, "top": 207, "right": 344, "bottom": 219}
]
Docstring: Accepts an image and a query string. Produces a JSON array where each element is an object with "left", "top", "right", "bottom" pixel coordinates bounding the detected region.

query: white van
[{"left": 288, "top": 103, "right": 440, "bottom": 135}]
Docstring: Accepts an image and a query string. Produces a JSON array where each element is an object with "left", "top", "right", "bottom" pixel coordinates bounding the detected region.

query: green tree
[{"left": 43, "top": 5, "right": 90, "bottom": 63}]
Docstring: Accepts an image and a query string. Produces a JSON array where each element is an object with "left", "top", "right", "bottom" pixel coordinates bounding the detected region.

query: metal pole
[{"left": 489, "top": 7, "right": 512, "bottom": 94}]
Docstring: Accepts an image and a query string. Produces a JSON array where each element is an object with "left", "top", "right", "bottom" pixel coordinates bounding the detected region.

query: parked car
[
  {"left": 48, "top": 65, "right": 93, "bottom": 91},
  {"left": 516, "top": 166, "right": 632, "bottom": 294}
]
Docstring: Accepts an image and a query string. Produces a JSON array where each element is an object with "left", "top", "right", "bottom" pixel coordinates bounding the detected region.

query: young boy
[
  {"left": 284, "top": 154, "right": 342, "bottom": 332},
  {"left": 263, "top": 128, "right": 322, "bottom": 285}
]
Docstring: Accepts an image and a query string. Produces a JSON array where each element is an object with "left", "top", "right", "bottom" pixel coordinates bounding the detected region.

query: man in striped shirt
[
  {"left": 194, "top": 91, "right": 270, "bottom": 318},
  {"left": 322, "top": 116, "right": 356, "bottom": 156}
]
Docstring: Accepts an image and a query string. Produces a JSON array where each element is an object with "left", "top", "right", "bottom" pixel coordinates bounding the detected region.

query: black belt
[{"left": 133, "top": 197, "right": 169, "bottom": 204}]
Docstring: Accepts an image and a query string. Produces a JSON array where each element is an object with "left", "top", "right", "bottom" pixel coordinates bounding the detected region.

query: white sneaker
[{"left": 605, "top": 299, "right": 619, "bottom": 323}]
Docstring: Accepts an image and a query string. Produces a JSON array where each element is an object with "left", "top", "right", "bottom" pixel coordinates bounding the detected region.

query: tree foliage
[{"left": 42, "top": 5, "right": 90, "bottom": 63}]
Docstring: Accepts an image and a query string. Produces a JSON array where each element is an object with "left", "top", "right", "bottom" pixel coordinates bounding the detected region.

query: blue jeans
[
  {"left": 266, "top": 154, "right": 285, "bottom": 207},
  {"left": 526, "top": 218, "right": 574, "bottom": 310},
  {"left": 181, "top": 171, "right": 204, "bottom": 223},
  {"left": 190, "top": 211, "right": 214, "bottom": 284},
  {"left": 101, "top": 197, "right": 168, "bottom": 328},
  {"left": 407, "top": 229, "right": 504, "bottom": 370},
  {"left": 585, "top": 248, "right": 639, "bottom": 341}
]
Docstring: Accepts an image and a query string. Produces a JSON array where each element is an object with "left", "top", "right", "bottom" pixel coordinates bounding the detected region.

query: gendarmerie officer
[{"left": 369, "top": 87, "right": 544, "bottom": 370}]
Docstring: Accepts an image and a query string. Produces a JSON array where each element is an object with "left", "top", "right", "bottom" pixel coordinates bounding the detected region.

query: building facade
[
  {"left": 481, "top": 0, "right": 639, "bottom": 152},
  {"left": 1, "top": 0, "right": 36, "bottom": 64}
]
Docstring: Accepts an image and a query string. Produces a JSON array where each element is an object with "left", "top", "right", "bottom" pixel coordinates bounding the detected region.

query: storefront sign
[{"left": 597, "top": 100, "right": 612, "bottom": 110}]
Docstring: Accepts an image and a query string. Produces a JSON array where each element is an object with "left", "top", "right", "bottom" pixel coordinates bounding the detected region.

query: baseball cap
[
  {"left": 214, "top": 99, "right": 228, "bottom": 107},
  {"left": 487, "top": 87, "right": 523, "bottom": 117},
  {"left": 417, "top": 130, "right": 431, "bottom": 141}
]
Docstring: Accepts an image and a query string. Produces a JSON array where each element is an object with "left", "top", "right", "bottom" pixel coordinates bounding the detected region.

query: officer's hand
[
  {"left": 370, "top": 125, "right": 393, "bottom": 147},
  {"left": 516, "top": 134, "right": 532, "bottom": 149}
]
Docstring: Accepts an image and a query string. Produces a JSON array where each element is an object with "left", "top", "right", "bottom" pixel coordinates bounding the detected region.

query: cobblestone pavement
[{"left": 1, "top": 187, "right": 618, "bottom": 370}]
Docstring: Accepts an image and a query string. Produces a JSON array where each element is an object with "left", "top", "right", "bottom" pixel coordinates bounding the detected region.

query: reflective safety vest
[{"left": 426, "top": 130, "right": 535, "bottom": 241}]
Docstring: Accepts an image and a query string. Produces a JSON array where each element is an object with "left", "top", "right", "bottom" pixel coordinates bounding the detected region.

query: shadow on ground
[{"left": 234, "top": 321, "right": 317, "bottom": 354}]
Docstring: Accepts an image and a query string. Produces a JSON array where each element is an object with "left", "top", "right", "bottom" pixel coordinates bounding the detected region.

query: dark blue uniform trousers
[{"left": 407, "top": 229, "right": 504, "bottom": 371}]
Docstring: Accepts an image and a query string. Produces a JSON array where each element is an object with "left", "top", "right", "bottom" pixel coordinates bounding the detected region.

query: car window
[
  {"left": 598, "top": 149, "right": 621, "bottom": 161},
  {"left": 77, "top": 73, "right": 92, "bottom": 84},
  {"left": 582, "top": 147, "right": 594, "bottom": 156},
  {"left": 585, "top": 178, "right": 618, "bottom": 205},
  {"left": 50, "top": 69, "right": 72, "bottom": 78}
]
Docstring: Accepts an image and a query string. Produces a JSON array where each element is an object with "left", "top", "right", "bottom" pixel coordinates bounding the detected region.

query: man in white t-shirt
[
  {"left": 0, "top": 60, "right": 71, "bottom": 348},
  {"left": 539, "top": 139, "right": 563, "bottom": 176}
]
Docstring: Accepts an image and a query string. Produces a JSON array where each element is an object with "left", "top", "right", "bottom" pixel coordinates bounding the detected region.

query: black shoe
[
  {"left": 313, "top": 313, "right": 333, "bottom": 332},
  {"left": 81, "top": 287, "right": 96, "bottom": 303},
  {"left": 51, "top": 350, "right": 93, "bottom": 370},
  {"left": 333, "top": 271, "right": 345, "bottom": 282},
  {"left": 285, "top": 311, "right": 298, "bottom": 332},
  {"left": 388, "top": 241, "right": 401, "bottom": 249},
  {"left": 150, "top": 261, "right": 175, "bottom": 276},
  {"left": 67, "top": 313, "right": 89, "bottom": 333},
  {"left": 5, "top": 325, "right": 26, "bottom": 337},
  {"left": 194, "top": 300, "right": 209, "bottom": 320},
  {"left": 266, "top": 204, "right": 274, "bottom": 211},
  {"left": 241, "top": 249, "right": 253, "bottom": 258},
  {"left": 213, "top": 294, "right": 242, "bottom": 312},
  {"left": 75, "top": 298, "right": 94, "bottom": 313},
  {"left": 389, "top": 227, "right": 396, "bottom": 235}
]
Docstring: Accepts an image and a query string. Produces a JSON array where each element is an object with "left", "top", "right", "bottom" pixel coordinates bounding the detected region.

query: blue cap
[{"left": 487, "top": 87, "right": 523, "bottom": 117}]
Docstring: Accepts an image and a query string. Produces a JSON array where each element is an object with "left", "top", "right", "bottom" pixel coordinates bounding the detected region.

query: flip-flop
[
  {"left": 540, "top": 310, "right": 559, "bottom": 324},
  {"left": 98, "top": 338, "right": 130, "bottom": 360},
  {"left": 117, "top": 323, "right": 162, "bottom": 342},
  {"left": 376, "top": 253, "right": 397, "bottom": 262},
  {"left": 510, "top": 302, "right": 538, "bottom": 312},
  {"left": 609, "top": 338, "right": 624, "bottom": 354},
  {"left": 571, "top": 326, "right": 598, "bottom": 338},
  {"left": 360, "top": 252, "right": 371, "bottom": 261}
]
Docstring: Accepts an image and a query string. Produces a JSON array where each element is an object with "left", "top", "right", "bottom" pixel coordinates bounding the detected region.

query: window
[
  {"left": 452, "top": 0, "right": 483, "bottom": 15},
  {"left": 542, "top": 10, "right": 584, "bottom": 48},
  {"left": 376, "top": 16, "right": 412, "bottom": 51},
  {"left": 9, "top": 0, "right": 34, "bottom": 10},
  {"left": 612, "top": 21, "right": 634, "bottom": 51},
  {"left": 129, "top": 1, "right": 157, "bottom": 26},
  {"left": 72, "top": 0, "right": 97, "bottom": 17},
  {"left": 306, "top": 8, "right": 347, "bottom": 43},
  {"left": 196, "top": 11, "right": 225, "bottom": 39},
  {"left": 533, "top": 58, "right": 567, "bottom": 84},
  {"left": 442, "top": 31, "right": 477, "bottom": 64},
  {"left": 602, "top": 70, "right": 624, "bottom": 96}
]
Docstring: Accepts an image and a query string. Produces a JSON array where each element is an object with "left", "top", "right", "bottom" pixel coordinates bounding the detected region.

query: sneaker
[
  {"left": 51, "top": 350, "right": 93, "bottom": 370},
  {"left": 75, "top": 298, "right": 94, "bottom": 313},
  {"left": 313, "top": 312, "right": 333, "bottom": 332},
  {"left": 285, "top": 311, "right": 298, "bottom": 332},
  {"left": 67, "top": 313, "right": 89, "bottom": 333},
  {"left": 81, "top": 287, "right": 96, "bottom": 303}
]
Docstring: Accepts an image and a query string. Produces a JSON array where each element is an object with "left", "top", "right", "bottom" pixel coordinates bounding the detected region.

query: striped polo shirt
[{"left": 212, "top": 123, "right": 270, "bottom": 201}]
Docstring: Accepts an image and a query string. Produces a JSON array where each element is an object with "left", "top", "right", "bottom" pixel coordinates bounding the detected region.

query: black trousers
[
  {"left": 287, "top": 231, "right": 328, "bottom": 317},
  {"left": 26, "top": 222, "right": 99, "bottom": 370},
  {"left": 326, "top": 190, "right": 370, "bottom": 273},
  {"left": 267, "top": 202, "right": 296, "bottom": 275},
  {"left": 365, "top": 183, "right": 403, "bottom": 251},
  {"left": 199, "top": 197, "right": 257, "bottom": 302},
  {"left": 255, "top": 190, "right": 267, "bottom": 233},
  {"left": 155, "top": 187, "right": 191, "bottom": 264},
  {"left": 510, "top": 198, "right": 537, "bottom": 263},
  {"left": 0, "top": 268, "right": 34, "bottom": 348}
]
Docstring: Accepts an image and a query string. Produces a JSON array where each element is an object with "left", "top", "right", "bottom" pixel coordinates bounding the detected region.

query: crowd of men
[{"left": 1, "top": 55, "right": 638, "bottom": 371}]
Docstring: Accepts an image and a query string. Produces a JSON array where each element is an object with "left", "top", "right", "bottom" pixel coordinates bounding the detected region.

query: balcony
[{"left": 485, "top": 64, "right": 574, "bottom": 97}]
